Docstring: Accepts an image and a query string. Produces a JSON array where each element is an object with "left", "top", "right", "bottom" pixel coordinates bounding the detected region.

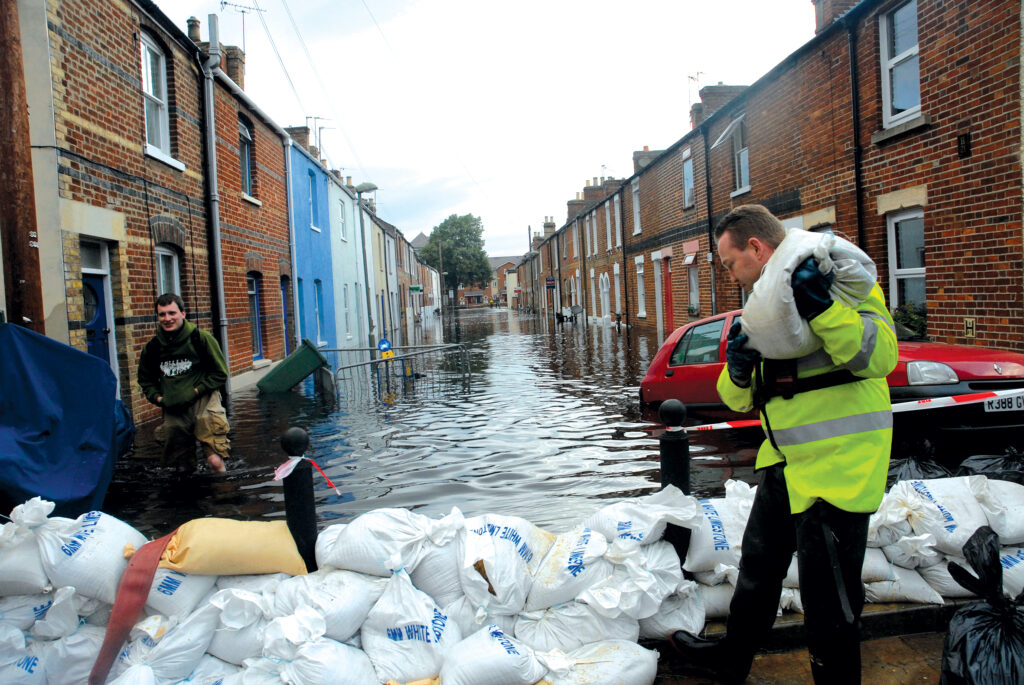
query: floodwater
[{"left": 103, "top": 308, "right": 762, "bottom": 538}]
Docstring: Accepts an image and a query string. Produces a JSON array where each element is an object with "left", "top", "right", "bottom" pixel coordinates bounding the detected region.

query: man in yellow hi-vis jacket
[{"left": 670, "top": 205, "right": 898, "bottom": 684}]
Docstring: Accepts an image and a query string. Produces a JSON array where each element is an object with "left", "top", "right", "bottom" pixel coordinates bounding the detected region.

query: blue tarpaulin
[{"left": 0, "top": 322, "right": 125, "bottom": 517}]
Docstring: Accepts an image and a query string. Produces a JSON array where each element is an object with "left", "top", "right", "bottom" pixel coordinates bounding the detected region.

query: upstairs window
[
  {"left": 732, "top": 120, "right": 750, "bottom": 194},
  {"left": 155, "top": 245, "right": 180, "bottom": 295},
  {"left": 308, "top": 171, "right": 319, "bottom": 229},
  {"left": 339, "top": 200, "right": 347, "bottom": 240},
  {"left": 880, "top": 0, "right": 920, "bottom": 128},
  {"left": 682, "top": 148, "right": 695, "bottom": 208},
  {"left": 631, "top": 179, "right": 642, "bottom": 235},
  {"left": 614, "top": 194, "right": 622, "bottom": 247},
  {"left": 604, "top": 202, "right": 612, "bottom": 249},
  {"left": 238, "top": 117, "right": 254, "bottom": 197},
  {"left": 140, "top": 34, "right": 170, "bottom": 156}
]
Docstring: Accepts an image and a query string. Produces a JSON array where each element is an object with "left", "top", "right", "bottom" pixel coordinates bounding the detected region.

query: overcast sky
[{"left": 159, "top": 0, "right": 817, "bottom": 257}]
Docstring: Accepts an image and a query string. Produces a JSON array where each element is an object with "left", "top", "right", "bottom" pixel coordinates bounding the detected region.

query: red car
[{"left": 640, "top": 310, "right": 1024, "bottom": 441}]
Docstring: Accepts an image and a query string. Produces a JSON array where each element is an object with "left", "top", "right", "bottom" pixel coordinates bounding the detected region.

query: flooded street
[{"left": 104, "top": 308, "right": 761, "bottom": 538}]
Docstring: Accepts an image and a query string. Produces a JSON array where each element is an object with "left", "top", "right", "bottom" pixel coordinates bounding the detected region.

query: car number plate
[{"left": 983, "top": 394, "right": 1024, "bottom": 412}]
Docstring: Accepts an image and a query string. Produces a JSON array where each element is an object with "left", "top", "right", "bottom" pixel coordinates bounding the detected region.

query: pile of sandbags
[{"left": 0, "top": 487, "right": 700, "bottom": 684}]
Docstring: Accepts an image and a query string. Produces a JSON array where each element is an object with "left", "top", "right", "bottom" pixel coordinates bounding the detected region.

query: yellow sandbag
[{"left": 157, "top": 518, "right": 307, "bottom": 576}]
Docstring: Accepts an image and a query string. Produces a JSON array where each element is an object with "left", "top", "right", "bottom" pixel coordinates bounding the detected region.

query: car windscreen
[{"left": 669, "top": 318, "right": 726, "bottom": 366}]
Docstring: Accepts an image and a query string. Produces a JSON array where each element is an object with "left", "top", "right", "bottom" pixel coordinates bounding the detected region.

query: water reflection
[{"left": 104, "top": 308, "right": 761, "bottom": 538}]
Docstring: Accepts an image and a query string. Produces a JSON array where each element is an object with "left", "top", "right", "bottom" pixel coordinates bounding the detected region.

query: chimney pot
[
  {"left": 592, "top": 176, "right": 598, "bottom": 187},
  {"left": 643, "top": 145, "right": 649, "bottom": 152},
  {"left": 187, "top": 16, "right": 201, "bottom": 42},
  {"left": 585, "top": 180, "right": 590, "bottom": 187}
]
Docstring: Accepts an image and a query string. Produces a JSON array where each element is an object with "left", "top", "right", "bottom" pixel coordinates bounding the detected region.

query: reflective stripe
[
  {"left": 843, "top": 315, "right": 878, "bottom": 373},
  {"left": 770, "top": 410, "right": 893, "bottom": 446},
  {"left": 866, "top": 309, "right": 896, "bottom": 338},
  {"left": 797, "top": 348, "right": 833, "bottom": 373}
]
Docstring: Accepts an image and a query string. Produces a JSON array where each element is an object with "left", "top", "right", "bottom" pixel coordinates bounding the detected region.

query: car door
[{"left": 665, "top": 314, "right": 730, "bottom": 406}]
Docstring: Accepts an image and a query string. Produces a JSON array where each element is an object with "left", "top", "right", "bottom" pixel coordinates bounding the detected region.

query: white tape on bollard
[{"left": 679, "top": 387, "right": 1024, "bottom": 433}]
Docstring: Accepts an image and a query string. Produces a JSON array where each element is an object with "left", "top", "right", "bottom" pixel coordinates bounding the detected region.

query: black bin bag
[{"left": 941, "top": 526, "right": 1024, "bottom": 685}]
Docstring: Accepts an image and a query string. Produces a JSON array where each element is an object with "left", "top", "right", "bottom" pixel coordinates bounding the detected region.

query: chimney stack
[
  {"left": 543, "top": 216, "right": 556, "bottom": 237},
  {"left": 812, "top": 0, "right": 859, "bottom": 34},
  {"left": 285, "top": 126, "right": 310, "bottom": 150},
  {"left": 224, "top": 45, "right": 245, "bottom": 89},
  {"left": 187, "top": 16, "right": 200, "bottom": 42}
]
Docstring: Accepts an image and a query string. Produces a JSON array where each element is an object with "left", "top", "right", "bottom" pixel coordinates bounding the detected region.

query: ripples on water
[{"left": 104, "top": 308, "right": 760, "bottom": 537}]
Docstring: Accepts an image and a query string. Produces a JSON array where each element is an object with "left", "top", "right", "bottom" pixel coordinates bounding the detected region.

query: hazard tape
[{"left": 682, "top": 387, "right": 1024, "bottom": 433}]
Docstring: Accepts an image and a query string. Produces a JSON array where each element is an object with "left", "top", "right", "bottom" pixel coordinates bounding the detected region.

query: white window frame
[
  {"left": 572, "top": 220, "right": 578, "bottom": 257},
  {"left": 584, "top": 215, "right": 592, "bottom": 256},
  {"left": 886, "top": 207, "right": 926, "bottom": 309},
  {"left": 688, "top": 265, "right": 700, "bottom": 309},
  {"left": 613, "top": 194, "right": 622, "bottom": 247},
  {"left": 238, "top": 118, "right": 254, "bottom": 197},
  {"left": 879, "top": 0, "right": 921, "bottom": 129},
  {"left": 682, "top": 148, "right": 695, "bottom": 208},
  {"left": 343, "top": 283, "right": 351, "bottom": 338},
  {"left": 604, "top": 202, "right": 612, "bottom": 251},
  {"left": 308, "top": 172, "right": 320, "bottom": 231},
  {"left": 155, "top": 244, "right": 180, "bottom": 295},
  {"left": 140, "top": 33, "right": 169, "bottom": 154},
  {"left": 613, "top": 262, "right": 621, "bottom": 313},
  {"left": 314, "top": 279, "right": 326, "bottom": 346},
  {"left": 635, "top": 255, "right": 646, "bottom": 318},
  {"left": 731, "top": 120, "right": 750, "bottom": 196},
  {"left": 631, "top": 179, "right": 642, "bottom": 235}
]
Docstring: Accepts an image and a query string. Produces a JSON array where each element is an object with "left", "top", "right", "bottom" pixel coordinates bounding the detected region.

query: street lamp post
[{"left": 356, "top": 182, "right": 377, "bottom": 355}]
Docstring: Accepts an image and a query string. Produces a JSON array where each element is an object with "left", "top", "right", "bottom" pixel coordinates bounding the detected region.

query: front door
[{"left": 83, "top": 274, "right": 110, "bottom": 364}]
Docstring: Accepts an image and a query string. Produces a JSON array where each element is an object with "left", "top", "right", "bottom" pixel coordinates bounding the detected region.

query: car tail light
[{"left": 907, "top": 361, "right": 960, "bottom": 385}]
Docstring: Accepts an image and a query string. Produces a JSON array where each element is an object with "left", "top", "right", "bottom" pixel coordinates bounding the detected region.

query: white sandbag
[
  {"left": 40, "top": 624, "right": 106, "bottom": 685},
  {"left": 411, "top": 539, "right": 464, "bottom": 607},
  {"left": 145, "top": 569, "right": 217, "bottom": 620},
  {"left": 683, "top": 480, "right": 754, "bottom": 573},
  {"left": 577, "top": 540, "right": 682, "bottom": 620},
  {"left": 525, "top": 527, "right": 611, "bottom": 611},
  {"left": 864, "top": 565, "right": 944, "bottom": 605},
  {"left": 892, "top": 478, "right": 990, "bottom": 556},
  {"left": 207, "top": 588, "right": 270, "bottom": 665},
  {"left": 882, "top": 533, "right": 942, "bottom": 569},
  {"left": 316, "top": 508, "right": 443, "bottom": 577},
  {"left": 0, "top": 498, "right": 55, "bottom": 597},
  {"left": 699, "top": 582, "right": 735, "bottom": 619},
  {"left": 514, "top": 601, "right": 638, "bottom": 653},
  {"left": 30, "top": 586, "right": 78, "bottom": 640},
  {"left": 740, "top": 228, "right": 877, "bottom": 359},
  {"left": 868, "top": 487, "right": 931, "bottom": 548},
  {"left": 439, "top": 625, "right": 547, "bottom": 685},
  {"left": 263, "top": 606, "right": 326, "bottom": 661},
  {"left": 108, "top": 664, "right": 156, "bottom": 685},
  {"left": 273, "top": 568, "right": 386, "bottom": 643},
  {"left": 215, "top": 572, "right": 289, "bottom": 595},
  {"left": 970, "top": 478, "right": 1024, "bottom": 545},
  {"left": 459, "top": 514, "right": 556, "bottom": 615},
  {"left": 80, "top": 599, "right": 112, "bottom": 627},
  {"left": 539, "top": 639, "right": 659, "bottom": 685},
  {"left": 117, "top": 603, "right": 219, "bottom": 682},
  {"left": 443, "top": 595, "right": 516, "bottom": 639},
  {"left": 692, "top": 563, "right": 738, "bottom": 587},
  {"left": 1000, "top": 547, "right": 1024, "bottom": 599},
  {"left": 0, "top": 593, "right": 53, "bottom": 631},
  {"left": 638, "top": 579, "right": 705, "bottom": 639},
  {"left": 0, "top": 624, "right": 45, "bottom": 685},
  {"left": 361, "top": 570, "right": 461, "bottom": 683},
  {"left": 218, "top": 658, "right": 283, "bottom": 685},
  {"left": 779, "top": 587, "right": 804, "bottom": 614},
  {"left": 579, "top": 485, "right": 700, "bottom": 544},
  {"left": 863, "top": 547, "right": 897, "bottom": 582},
  {"left": 279, "top": 638, "right": 378, "bottom": 685},
  {"left": 177, "top": 654, "right": 240, "bottom": 684},
  {"left": 918, "top": 557, "right": 977, "bottom": 599},
  {"left": 36, "top": 510, "right": 147, "bottom": 605}
]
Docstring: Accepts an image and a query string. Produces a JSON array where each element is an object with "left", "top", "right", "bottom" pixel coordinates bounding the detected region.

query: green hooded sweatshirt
[{"left": 138, "top": 320, "right": 228, "bottom": 412}]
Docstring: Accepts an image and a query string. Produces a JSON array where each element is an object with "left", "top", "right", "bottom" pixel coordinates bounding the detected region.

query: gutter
[{"left": 199, "top": 14, "right": 229, "bottom": 393}]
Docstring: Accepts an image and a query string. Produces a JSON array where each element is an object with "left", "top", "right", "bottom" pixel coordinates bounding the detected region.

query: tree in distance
[{"left": 422, "top": 214, "right": 492, "bottom": 295}]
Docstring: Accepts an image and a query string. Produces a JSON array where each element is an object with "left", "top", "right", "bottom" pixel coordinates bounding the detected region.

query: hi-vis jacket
[{"left": 717, "top": 284, "right": 898, "bottom": 514}]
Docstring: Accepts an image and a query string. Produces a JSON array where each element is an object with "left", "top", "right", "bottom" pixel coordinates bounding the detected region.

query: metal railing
[{"left": 321, "top": 344, "right": 472, "bottom": 407}]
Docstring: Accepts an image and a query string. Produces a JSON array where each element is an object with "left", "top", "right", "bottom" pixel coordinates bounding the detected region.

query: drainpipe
[
  {"left": 580, "top": 226, "right": 588, "bottom": 325},
  {"left": 846, "top": 18, "right": 866, "bottom": 248},
  {"left": 703, "top": 126, "right": 717, "bottom": 315},
  {"left": 285, "top": 140, "right": 301, "bottom": 352},
  {"left": 620, "top": 189, "right": 630, "bottom": 334},
  {"left": 200, "top": 14, "right": 230, "bottom": 392}
]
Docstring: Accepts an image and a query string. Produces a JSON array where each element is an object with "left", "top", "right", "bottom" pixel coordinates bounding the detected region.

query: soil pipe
[
  {"left": 703, "top": 126, "right": 717, "bottom": 315},
  {"left": 620, "top": 190, "right": 630, "bottom": 342},
  {"left": 845, "top": 18, "right": 866, "bottom": 248},
  {"left": 0, "top": 2, "right": 44, "bottom": 332}
]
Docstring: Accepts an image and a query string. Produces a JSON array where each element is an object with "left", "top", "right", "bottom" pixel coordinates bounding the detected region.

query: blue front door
[{"left": 83, "top": 274, "right": 110, "bottom": 364}]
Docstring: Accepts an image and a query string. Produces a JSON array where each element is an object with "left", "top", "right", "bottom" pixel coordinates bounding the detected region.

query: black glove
[
  {"left": 791, "top": 257, "right": 834, "bottom": 321},
  {"left": 726, "top": 321, "right": 761, "bottom": 388}
]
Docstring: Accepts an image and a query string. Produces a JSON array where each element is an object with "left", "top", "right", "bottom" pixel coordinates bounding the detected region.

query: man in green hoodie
[{"left": 138, "top": 293, "right": 230, "bottom": 473}]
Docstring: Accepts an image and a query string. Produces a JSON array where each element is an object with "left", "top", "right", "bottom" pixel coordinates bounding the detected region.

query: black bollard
[
  {"left": 281, "top": 426, "right": 318, "bottom": 573},
  {"left": 658, "top": 399, "right": 692, "bottom": 565}
]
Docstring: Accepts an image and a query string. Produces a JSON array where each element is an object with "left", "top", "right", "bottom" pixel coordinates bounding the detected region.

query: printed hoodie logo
[{"left": 160, "top": 359, "right": 194, "bottom": 377}]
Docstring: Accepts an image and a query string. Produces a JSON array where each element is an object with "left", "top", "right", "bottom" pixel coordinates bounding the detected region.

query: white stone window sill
[
  {"left": 310, "top": 225, "right": 322, "bottom": 233},
  {"left": 145, "top": 144, "right": 186, "bottom": 172},
  {"left": 252, "top": 358, "right": 272, "bottom": 370},
  {"left": 632, "top": 230, "right": 642, "bottom": 236},
  {"left": 730, "top": 185, "right": 751, "bottom": 198},
  {"left": 241, "top": 192, "right": 262, "bottom": 206},
  {"left": 317, "top": 340, "right": 328, "bottom": 348},
  {"left": 637, "top": 312, "right": 647, "bottom": 319}
]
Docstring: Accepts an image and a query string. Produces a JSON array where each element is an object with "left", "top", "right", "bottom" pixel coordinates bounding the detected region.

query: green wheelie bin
[{"left": 257, "top": 338, "right": 330, "bottom": 393}]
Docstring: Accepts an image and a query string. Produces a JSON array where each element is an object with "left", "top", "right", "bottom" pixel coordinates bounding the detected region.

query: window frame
[
  {"left": 631, "top": 179, "right": 642, "bottom": 235},
  {"left": 682, "top": 148, "right": 695, "bottom": 208},
  {"left": 688, "top": 265, "right": 700, "bottom": 309},
  {"left": 879, "top": 0, "right": 921, "bottom": 129},
  {"left": 338, "top": 199, "right": 347, "bottom": 240},
  {"left": 604, "top": 202, "right": 612, "bottom": 251},
  {"left": 613, "top": 194, "right": 622, "bottom": 247},
  {"left": 308, "top": 171, "right": 320, "bottom": 231},
  {"left": 247, "top": 272, "right": 264, "bottom": 360},
  {"left": 155, "top": 244, "right": 180, "bottom": 295},
  {"left": 238, "top": 117, "right": 254, "bottom": 197},
  {"left": 635, "top": 256, "right": 646, "bottom": 318},
  {"left": 314, "top": 279, "right": 326, "bottom": 346},
  {"left": 140, "top": 33, "right": 169, "bottom": 155},
  {"left": 886, "top": 207, "right": 926, "bottom": 310},
  {"left": 731, "top": 120, "right": 750, "bottom": 196}
]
